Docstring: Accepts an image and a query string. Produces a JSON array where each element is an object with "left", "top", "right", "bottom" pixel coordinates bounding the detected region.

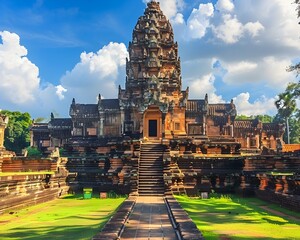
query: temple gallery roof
[
  {"left": 99, "top": 99, "right": 120, "bottom": 110},
  {"left": 186, "top": 100, "right": 206, "bottom": 112},
  {"left": 49, "top": 118, "right": 72, "bottom": 129}
]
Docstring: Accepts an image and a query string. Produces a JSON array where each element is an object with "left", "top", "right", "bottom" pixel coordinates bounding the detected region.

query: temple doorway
[
  {"left": 143, "top": 106, "right": 162, "bottom": 139},
  {"left": 148, "top": 120, "right": 158, "bottom": 137}
]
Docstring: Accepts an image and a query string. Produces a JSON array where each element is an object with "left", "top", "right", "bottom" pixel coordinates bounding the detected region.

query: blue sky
[{"left": 0, "top": 0, "right": 299, "bottom": 119}]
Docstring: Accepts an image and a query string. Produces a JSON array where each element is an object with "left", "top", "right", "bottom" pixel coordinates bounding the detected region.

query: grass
[
  {"left": 0, "top": 194, "right": 125, "bottom": 240},
  {"left": 175, "top": 194, "right": 300, "bottom": 240}
]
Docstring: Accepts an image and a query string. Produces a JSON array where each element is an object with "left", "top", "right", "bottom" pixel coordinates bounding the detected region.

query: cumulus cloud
[
  {"left": 188, "top": 73, "right": 224, "bottom": 103},
  {"left": 212, "top": 14, "right": 264, "bottom": 44},
  {"left": 0, "top": 31, "right": 128, "bottom": 118},
  {"left": 224, "top": 61, "right": 258, "bottom": 76},
  {"left": 55, "top": 85, "right": 67, "bottom": 100},
  {"left": 244, "top": 21, "right": 265, "bottom": 37},
  {"left": 186, "top": 3, "right": 214, "bottom": 39},
  {"left": 60, "top": 42, "right": 128, "bottom": 102},
  {"left": 233, "top": 92, "right": 277, "bottom": 116},
  {"left": 0, "top": 31, "right": 40, "bottom": 104},
  {"left": 215, "top": 0, "right": 234, "bottom": 12},
  {"left": 220, "top": 57, "right": 295, "bottom": 90},
  {"left": 143, "top": 0, "right": 184, "bottom": 19}
]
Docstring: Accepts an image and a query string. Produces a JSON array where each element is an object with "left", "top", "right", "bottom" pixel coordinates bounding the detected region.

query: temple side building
[{"left": 30, "top": 1, "right": 283, "bottom": 153}]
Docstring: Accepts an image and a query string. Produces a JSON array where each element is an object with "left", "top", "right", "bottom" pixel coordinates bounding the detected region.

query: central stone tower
[{"left": 119, "top": 0, "right": 188, "bottom": 139}]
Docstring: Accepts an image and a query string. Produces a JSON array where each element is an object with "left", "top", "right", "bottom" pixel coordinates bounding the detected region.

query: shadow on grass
[
  {"left": 0, "top": 223, "right": 105, "bottom": 240},
  {"left": 175, "top": 195, "right": 300, "bottom": 240}
]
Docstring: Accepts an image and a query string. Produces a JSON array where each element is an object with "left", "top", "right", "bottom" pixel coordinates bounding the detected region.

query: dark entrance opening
[{"left": 148, "top": 120, "right": 157, "bottom": 137}]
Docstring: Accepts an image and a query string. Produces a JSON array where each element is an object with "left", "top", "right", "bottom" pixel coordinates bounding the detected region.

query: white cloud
[
  {"left": 234, "top": 0, "right": 300, "bottom": 49},
  {"left": 0, "top": 31, "right": 128, "bottom": 118},
  {"left": 244, "top": 21, "right": 264, "bottom": 37},
  {"left": 60, "top": 42, "right": 128, "bottom": 102},
  {"left": 188, "top": 73, "right": 224, "bottom": 103},
  {"left": 55, "top": 85, "right": 67, "bottom": 100},
  {"left": 233, "top": 92, "right": 277, "bottom": 116},
  {"left": 0, "top": 31, "right": 40, "bottom": 104},
  {"left": 186, "top": 3, "right": 214, "bottom": 39},
  {"left": 212, "top": 14, "right": 264, "bottom": 44},
  {"left": 215, "top": 0, "right": 234, "bottom": 13},
  {"left": 143, "top": 0, "right": 184, "bottom": 19},
  {"left": 212, "top": 14, "right": 243, "bottom": 44},
  {"left": 173, "top": 13, "right": 184, "bottom": 24},
  {"left": 221, "top": 57, "right": 295, "bottom": 90},
  {"left": 225, "top": 61, "right": 258, "bottom": 75}
]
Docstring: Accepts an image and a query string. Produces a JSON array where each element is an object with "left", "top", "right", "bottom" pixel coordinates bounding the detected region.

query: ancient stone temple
[
  {"left": 31, "top": 1, "right": 283, "bottom": 153},
  {"left": 26, "top": 1, "right": 300, "bottom": 212}
]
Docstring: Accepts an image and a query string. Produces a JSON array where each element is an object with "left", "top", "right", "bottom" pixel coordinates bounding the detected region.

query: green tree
[
  {"left": 289, "top": 110, "right": 300, "bottom": 143},
  {"left": 235, "top": 114, "right": 273, "bottom": 123},
  {"left": 275, "top": 82, "right": 300, "bottom": 144},
  {"left": 0, "top": 110, "right": 32, "bottom": 153}
]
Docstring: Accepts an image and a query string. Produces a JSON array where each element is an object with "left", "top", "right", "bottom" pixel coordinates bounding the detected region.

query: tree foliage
[
  {"left": 0, "top": 110, "right": 32, "bottom": 153},
  {"left": 274, "top": 82, "right": 300, "bottom": 144},
  {"left": 275, "top": 82, "right": 299, "bottom": 118},
  {"left": 235, "top": 114, "right": 273, "bottom": 123}
]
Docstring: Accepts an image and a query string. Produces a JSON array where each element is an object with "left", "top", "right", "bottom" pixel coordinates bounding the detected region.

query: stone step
[
  {"left": 138, "top": 184, "right": 164, "bottom": 188},
  {"left": 138, "top": 180, "right": 164, "bottom": 183},
  {"left": 139, "top": 177, "right": 163, "bottom": 180},
  {"left": 138, "top": 172, "right": 163, "bottom": 176},
  {"left": 139, "top": 164, "right": 163, "bottom": 168},
  {"left": 138, "top": 144, "right": 165, "bottom": 196},
  {"left": 138, "top": 190, "right": 165, "bottom": 195},
  {"left": 138, "top": 185, "right": 164, "bottom": 188}
]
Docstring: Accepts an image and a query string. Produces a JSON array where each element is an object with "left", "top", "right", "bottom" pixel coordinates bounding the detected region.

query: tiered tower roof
[{"left": 121, "top": 0, "right": 185, "bottom": 110}]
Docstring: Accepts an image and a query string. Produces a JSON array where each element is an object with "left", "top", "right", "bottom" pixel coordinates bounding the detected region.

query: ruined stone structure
[
  {"left": 2, "top": 1, "right": 298, "bottom": 212},
  {"left": 30, "top": 1, "right": 283, "bottom": 153}
]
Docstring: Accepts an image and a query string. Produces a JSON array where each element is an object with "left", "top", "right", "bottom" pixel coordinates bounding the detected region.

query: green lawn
[
  {"left": 175, "top": 195, "right": 300, "bottom": 240},
  {"left": 0, "top": 195, "right": 125, "bottom": 240}
]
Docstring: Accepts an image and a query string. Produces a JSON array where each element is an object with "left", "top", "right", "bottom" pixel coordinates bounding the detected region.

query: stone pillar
[
  {"left": 120, "top": 107, "right": 125, "bottom": 135},
  {"left": 0, "top": 157, "right": 3, "bottom": 172},
  {"left": 162, "top": 112, "right": 166, "bottom": 139},
  {"left": 282, "top": 176, "right": 291, "bottom": 194},
  {"left": 0, "top": 125, "right": 5, "bottom": 149},
  {"left": 258, "top": 174, "right": 268, "bottom": 190},
  {"left": 99, "top": 117, "right": 104, "bottom": 136},
  {"left": 275, "top": 178, "right": 283, "bottom": 193}
]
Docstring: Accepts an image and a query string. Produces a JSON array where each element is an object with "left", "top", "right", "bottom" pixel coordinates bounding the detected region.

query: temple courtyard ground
[
  {"left": 176, "top": 195, "right": 300, "bottom": 240},
  {"left": 0, "top": 194, "right": 299, "bottom": 239},
  {"left": 0, "top": 195, "right": 125, "bottom": 240}
]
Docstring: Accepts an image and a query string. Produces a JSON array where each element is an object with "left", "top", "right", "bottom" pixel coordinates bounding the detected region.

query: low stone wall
[
  {"left": 0, "top": 156, "right": 69, "bottom": 213},
  {"left": 166, "top": 195, "right": 204, "bottom": 240},
  {"left": 65, "top": 149, "right": 138, "bottom": 195},
  {"left": 166, "top": 153, "right": 300, "bottom": 201},
  {"left": 0, "top": 173, "right": 68, "bottom": 212},
  {"left": 1, "top": 157, "right": 57, "bottom": 172}
]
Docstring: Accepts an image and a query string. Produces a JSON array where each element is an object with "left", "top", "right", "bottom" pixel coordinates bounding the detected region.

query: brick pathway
[{"left": 120, "top": 196, "right": 178, "bottom": 240}]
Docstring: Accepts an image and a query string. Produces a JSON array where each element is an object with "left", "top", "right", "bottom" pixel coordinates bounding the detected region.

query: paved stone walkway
[{"left": 120, "top": 196, "right": 178, "bottom": 240}]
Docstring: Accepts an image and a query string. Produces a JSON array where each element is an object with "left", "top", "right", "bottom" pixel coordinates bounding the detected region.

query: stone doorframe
[{"left": 143, "top": 105, "right": 162, "bottom": 140}]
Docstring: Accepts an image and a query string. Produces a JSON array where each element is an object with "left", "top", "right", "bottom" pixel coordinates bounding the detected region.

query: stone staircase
[{"left": 138, "top": 143, "right": 165, "bottom": 196}]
